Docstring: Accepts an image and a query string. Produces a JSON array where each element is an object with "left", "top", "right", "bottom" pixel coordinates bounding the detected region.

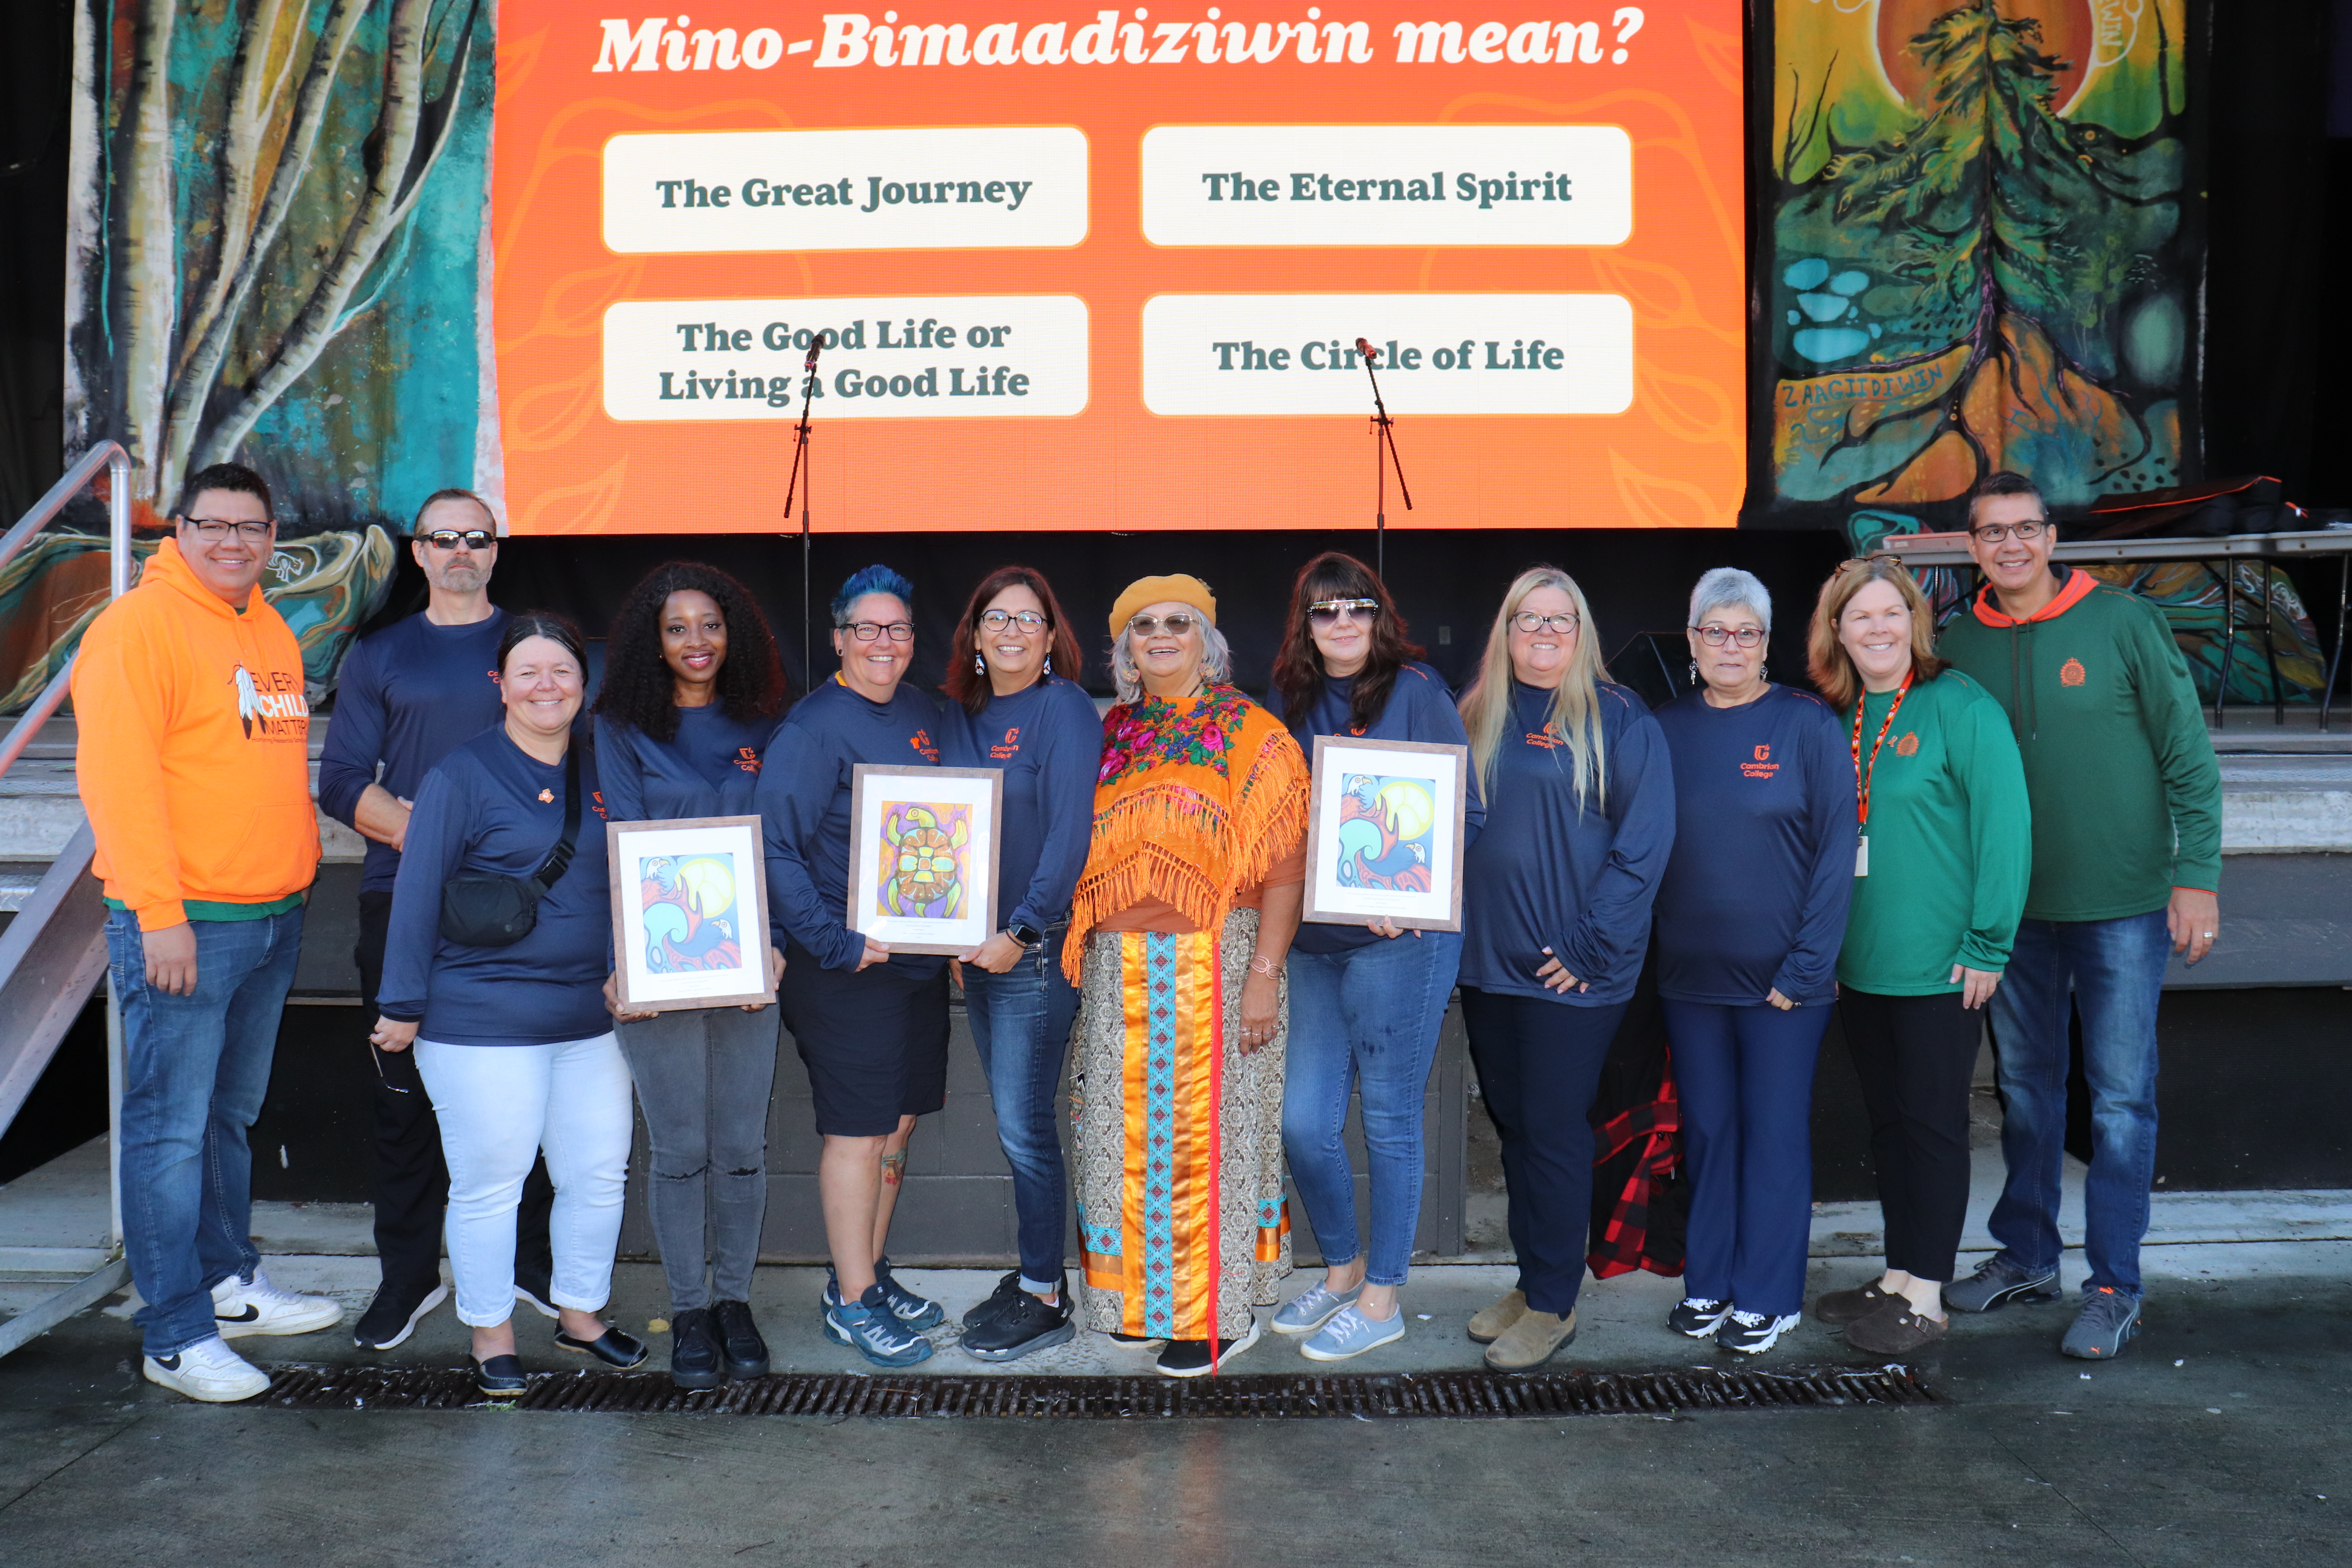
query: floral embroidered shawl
[{"left": 1063, "top": 684, "right": 1310, "bottom": 982}]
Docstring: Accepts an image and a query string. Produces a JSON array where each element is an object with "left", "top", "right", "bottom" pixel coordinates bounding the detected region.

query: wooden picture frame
[
  {"left": 1301, "top": 735, "right": 1470, "bottom": 932},
  {"left": 846, "top": 764, "right": 1005, "bottom": 957},
  {"left": 607, "top": 814, "right": 777, "bottom": 1013}
]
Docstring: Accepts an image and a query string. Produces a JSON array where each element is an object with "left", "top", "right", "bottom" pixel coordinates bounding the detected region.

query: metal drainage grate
[{"left": 261, "top": 1364, "right": 1938, "bottom": 1417}]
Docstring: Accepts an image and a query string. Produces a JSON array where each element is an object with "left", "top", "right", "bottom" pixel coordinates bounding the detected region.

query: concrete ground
[{"left": 2, "top": 1239, "right": 2348, "bottom": 1567}]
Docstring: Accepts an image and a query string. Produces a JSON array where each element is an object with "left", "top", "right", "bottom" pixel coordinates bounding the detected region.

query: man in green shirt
[{"left": 1936, "top": 472, "right": 2223, "bottom": 1361}]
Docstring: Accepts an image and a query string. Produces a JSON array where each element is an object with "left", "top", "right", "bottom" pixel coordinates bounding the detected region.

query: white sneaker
[
  {"left": 143, "top": 1336, "right": 270, "bottom": 1402},
  {"left": 212, "top": 1268, "right": 343, "bottom": 1338}
]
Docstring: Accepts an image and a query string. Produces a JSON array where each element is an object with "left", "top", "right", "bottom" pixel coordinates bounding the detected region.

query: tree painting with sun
[{"left": 1766, "top": 0, "right": 2190, "bottom": 525}]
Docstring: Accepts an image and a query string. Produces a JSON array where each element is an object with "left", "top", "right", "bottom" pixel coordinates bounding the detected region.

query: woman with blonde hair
[
  {"left": 1454, "top": 566, "right": 1676, "bottom": 1371},
  {"left": 1067, "top": 574, "right": 1310, "bottom": 1377},
  {"left": 1804, "top": 557, "right": 2030, "bottom": 1356}
]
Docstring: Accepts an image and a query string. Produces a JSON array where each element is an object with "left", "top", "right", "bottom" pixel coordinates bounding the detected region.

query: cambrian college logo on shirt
[
  {"left": 230, "top": 664, "right": 309, "bottom": 741},
  {"left": 1741, "top": 743, "right": 1778, "bottom": 780}
]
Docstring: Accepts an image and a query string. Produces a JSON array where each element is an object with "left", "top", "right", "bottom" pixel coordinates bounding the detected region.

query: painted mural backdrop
[
  {"left": 27, "top": 0, "right": 499, "bottom": 707},
  {"left": 1768, "top": 0, "right": 2190, "bottom": 516}
]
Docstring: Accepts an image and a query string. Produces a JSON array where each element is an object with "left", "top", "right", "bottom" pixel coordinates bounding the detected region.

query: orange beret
[{"left": 1107, "top": 574, "right": 1217, "bottom": 637}]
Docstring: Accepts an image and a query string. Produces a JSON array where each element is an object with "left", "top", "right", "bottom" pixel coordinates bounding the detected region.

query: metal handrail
[{"left": 0, "top": 441, "right": 134, "bottom": 771}]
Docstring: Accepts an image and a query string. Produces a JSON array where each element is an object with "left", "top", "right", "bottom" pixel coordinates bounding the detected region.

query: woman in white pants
[{"left": 370, "top": 612, "right": 645, "bottom": 1394}]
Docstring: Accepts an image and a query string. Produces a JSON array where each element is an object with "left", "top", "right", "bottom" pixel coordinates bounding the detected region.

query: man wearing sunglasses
[
  {"left": 1935, "top": 470, "right": 2222, "bottom": 1361},
  {"left": 74, "top": 462, "right": 343, "bottom": 1399},
  {"left": 319, "top": 489, "right": 555, "bottom": 1352}
]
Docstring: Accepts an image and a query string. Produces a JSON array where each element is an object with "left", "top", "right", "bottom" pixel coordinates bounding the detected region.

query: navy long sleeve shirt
[
  {"left": 318, "top": 609, "right": 509, "bottom": 893},
  {"left": 757, "top": 675, "right": 947, "bottom": 976},
  {"left": 1457, "top": 680, "right": 1675, "bottom": 1007},
  {"left": 941, "top": 674, "right": 1098, "bottom": 934},
  {"left": 376, "top": 727, "right": 613, "bottom": 1046},
  {"left": 594, "top": 702, "right": 770, "bottom": 824},
  {"left": 1284, "top": 662, "right": 1485, "bottom": 956},
  {"left": 1651, "top": 685, "right": 1855, "bottom": 1006}
]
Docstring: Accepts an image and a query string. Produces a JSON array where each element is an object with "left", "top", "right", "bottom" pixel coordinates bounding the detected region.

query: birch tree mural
[{"left": 66, "top": 0, "right": 485, "bottom": 519}]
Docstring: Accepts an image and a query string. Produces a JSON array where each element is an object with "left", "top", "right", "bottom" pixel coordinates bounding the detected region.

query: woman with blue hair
[
  {"left": 757, "top": 564, "right": 950, "bottom": 1367},
  {"left": 1650, "top": 566, "right": 1855, "bottom": 1356}
]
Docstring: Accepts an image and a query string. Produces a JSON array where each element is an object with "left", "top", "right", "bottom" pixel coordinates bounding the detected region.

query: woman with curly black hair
[{"left": 590, "top": 562, "right": 789, "bottom": 1391}]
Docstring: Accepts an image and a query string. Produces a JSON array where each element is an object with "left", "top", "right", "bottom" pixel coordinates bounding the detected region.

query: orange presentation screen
[{"left": 490, "top": 4, "right": 1745, "bottom": 533}]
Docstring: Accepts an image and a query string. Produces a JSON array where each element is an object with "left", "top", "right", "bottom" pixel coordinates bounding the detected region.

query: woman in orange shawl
[{"left": 1069, "top": 575, "right": 1310, "bottom": 1377}]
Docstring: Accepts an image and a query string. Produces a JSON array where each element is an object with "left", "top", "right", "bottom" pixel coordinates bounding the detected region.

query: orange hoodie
[{"left": 71, "top": 537, "right": 319, "bottom": 929}]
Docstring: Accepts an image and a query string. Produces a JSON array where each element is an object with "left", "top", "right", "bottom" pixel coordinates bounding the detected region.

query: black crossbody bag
[{"left": 439, "top": 743, "right": 583, "bottom": 947}]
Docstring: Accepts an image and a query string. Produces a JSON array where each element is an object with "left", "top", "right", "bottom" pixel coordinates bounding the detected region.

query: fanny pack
[{"left": 439, "top": 744, "right": 583, "bottom": 947}]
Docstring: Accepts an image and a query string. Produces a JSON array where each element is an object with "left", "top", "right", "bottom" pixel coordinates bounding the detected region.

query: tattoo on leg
[{"left": 880, "top": 1150, "right": 906, "bottom": 1187}]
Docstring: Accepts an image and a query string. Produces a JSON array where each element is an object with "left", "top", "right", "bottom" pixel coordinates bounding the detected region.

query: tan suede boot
[
  {"left": 1466, "top": 1289, "right": 1528, "bottom": 1345},
  {"left": 1484, "top": 1307, "right": 1577, "bottom": 1370}
]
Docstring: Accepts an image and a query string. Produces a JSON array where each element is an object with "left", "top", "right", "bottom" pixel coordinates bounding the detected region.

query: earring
[
  {"left": 1044, "top": 654, "right": 1053, "bottom": 676},
  {"left": 1688, "top": 661, "right": 1699, "bottom": 687},
  {"left": 974, "top": 652, "right": 986, "bottom": 675}
]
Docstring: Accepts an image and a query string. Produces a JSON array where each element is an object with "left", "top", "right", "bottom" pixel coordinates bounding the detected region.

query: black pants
[
  {"left": 356, "top": 892, "right": 554, "bottom": 1294},
  {"left": 1459, "top": 986, "right": 1630, "bottom": 1317},
  {"left": 1838, "top": 987, "right": 1980, "bottom": 1284}
]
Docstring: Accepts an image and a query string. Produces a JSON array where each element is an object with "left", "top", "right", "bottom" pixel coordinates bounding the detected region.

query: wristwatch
[{"left": 1004, "top": 920, "right": 1043, "bottom": 949}]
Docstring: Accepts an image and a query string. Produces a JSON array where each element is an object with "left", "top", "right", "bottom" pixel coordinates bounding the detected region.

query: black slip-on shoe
[
  {"left": 353, "top": 1281, "right": 448, "bottom": 1351},
  {"left": 962, "top": 1288, "right": 1076, "bottom": 1363},
  {"left": 709, "top": 1298, "right": 771, "bottom": 1380},
  {"left": 472, "top": 1354, "right": 528, "bottom": 1398},
  {"left": 668, "top": 1308, "right": 722, "bottom": 1391},
  {"left": 554, "top": 1323, "right": 650, "bottom": 1369}
]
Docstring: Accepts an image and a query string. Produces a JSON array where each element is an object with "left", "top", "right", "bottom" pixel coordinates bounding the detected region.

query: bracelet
[{"left": 1247, "top": 953, "right": 1279, "bottom": 978}]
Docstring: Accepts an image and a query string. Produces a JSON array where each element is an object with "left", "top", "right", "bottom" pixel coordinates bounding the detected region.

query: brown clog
[{"left": 1844, "top": 1300, "right": 1949, "bottom": 1356}]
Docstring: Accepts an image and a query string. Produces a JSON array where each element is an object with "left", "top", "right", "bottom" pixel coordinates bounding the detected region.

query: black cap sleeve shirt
[
  {"left": 1650, "top": 685, "right": 1857, "bottom": 1007},
  {"left": 1456, "top": 680, "right": 1676, "bottom": 1007}
]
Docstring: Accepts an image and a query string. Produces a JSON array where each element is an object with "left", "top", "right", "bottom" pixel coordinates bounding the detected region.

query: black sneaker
[
  {"left": 668, "top": 1307, "right": 722, "bottom": 1390},
  {"left": 709, "top": 1298, "right": 771, "bottom": 1379},
  {"left": 1156, "top": 1318, "right": 1263, "bottom": 1378},
  {"left": 962, "top": 1287, "right": 1076, "bottom": 1363},
  {"left": 962, "top": 1270, "right": 1027, "bottom": 1331},
  {"left": 513, "top": 1259, "right": 559, "bottom": 1321},
  {"left": 1944, "top": 1255, "right": 2063, "bottom": 1314},
  {"left": 1715, "top": 1308, "right": 1802, "bottom": 1356},
  {"left": 353, "top": 1280, "right": 448, "bottom": 1351},
  {"left": 1667, "top": 1296, "right": 1732, "bottom": 1339}
]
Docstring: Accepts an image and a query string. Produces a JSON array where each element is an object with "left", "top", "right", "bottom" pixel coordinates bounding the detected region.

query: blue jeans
[
  {"left": 1661, "top": 999, "right": 1830, "bottom": 1319},
  {"left": 1987, "top": 909, "right": 2169, "bottom": 1297},
  {"left": 1281, "top": 932, "right": 1462, "bottom": 1287},
  {"left": 963, "top": 925, "right": 1078, "bottom": 1292},
  {"left": 107, "top": 906, "right": 305, "bottom": 1358}
]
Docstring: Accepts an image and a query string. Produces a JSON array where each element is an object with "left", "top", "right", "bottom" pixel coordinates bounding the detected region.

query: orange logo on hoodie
[
  {"left": 1895, "top": 731, "right": 1920, "bottom": 757},
  {"left": 2061, "top": 657, "right": 2087, "bottom": 687}
]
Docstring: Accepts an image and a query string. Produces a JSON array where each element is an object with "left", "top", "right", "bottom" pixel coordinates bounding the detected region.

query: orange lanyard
[{"left": 1849, "top": 669, "right": 1913, "bottom": 835}]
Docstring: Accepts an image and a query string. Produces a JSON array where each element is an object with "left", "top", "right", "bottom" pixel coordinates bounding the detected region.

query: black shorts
[{"left": 776, "top": 939, "right": 950, "bottom": 1137}]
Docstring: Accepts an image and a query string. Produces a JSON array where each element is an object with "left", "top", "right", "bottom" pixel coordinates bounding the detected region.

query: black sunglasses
[{"left": 420, "top": 529, "right": 495, "bottom": 551}]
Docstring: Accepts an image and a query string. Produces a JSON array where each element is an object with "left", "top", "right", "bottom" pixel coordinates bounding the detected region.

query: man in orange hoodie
[{"left": 74, "top": 462, "right": 344, "bottom": 1402}]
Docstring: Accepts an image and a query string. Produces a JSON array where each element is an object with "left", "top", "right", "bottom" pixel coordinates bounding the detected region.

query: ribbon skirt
[{"left": 1073, "top": 908, "right": 1292, "bottom": 1341}]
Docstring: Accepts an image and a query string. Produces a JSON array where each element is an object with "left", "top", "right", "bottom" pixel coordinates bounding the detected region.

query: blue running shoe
[
  {"left": 873, "top": 1256, "right": 946, "bottom": 1330},
  {"left": 824, "top": 1283, "right": 936, "bottom": 1368}
]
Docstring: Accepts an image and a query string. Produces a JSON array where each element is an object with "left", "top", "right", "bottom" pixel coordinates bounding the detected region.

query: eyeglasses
[
  {"left": 1969, "top": 519, "right": 2049, "bottom": 544},
  {"left": 980, "top": 609, "right": 1048, "bottom": 632},
  {"left": 840, "top": 620, "right": 915, "bottom": 642},
  {"left": 1307, "top": 598, "right": 1380, "bottom": 628},
  {"left": 1693, "top": 624, "right": 1765, "bottom": 648},
  {"left": 421, "top": 528, "right": 495, "bottom": 551},
  {"left": 1510, "top": 610, "right": 1581, "bottom": 635},
  {"left": 1127, "top": 613, "right": 1201, "bottom": 637},
  {"left": 183, "top": 517, "right": 272, "bottom": 542}
]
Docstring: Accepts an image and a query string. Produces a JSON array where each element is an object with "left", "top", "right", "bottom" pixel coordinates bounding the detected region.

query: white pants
[{"left": 416, "top": 1034, "right": 634, "bottom": 1328}]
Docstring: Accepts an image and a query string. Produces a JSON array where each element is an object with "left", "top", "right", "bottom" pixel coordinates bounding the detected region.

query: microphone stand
[
  {"left": 1359, "top": 342, "right": 1412, "bottom": 579},
  {"left": 782, "top": 347, "right": 820, "bottom": 682}
]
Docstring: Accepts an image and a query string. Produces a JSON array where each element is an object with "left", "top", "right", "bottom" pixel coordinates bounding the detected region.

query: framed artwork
[
  {"left": 606, "top": 815, "right": 776, "bottom": 1013},
  {"left": 846, "top": 765, "right": 1005, "bottom": 957},
  {"left": 1302, "top": 735, "right": 1470, "bottom": 932}
]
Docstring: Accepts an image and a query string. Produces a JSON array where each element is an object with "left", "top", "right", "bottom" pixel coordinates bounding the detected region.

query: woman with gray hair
[{"left": 1649, "top": 567, "right": 1855, "bottom": 1355}]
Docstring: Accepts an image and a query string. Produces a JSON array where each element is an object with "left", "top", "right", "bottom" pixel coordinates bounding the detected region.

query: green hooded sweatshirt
[{"left": 1937, "top": 567, "right": 2223, "bottom": 922}]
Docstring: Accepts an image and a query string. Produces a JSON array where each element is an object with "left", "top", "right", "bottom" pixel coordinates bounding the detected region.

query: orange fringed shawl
[{"left": 1062, "top": 685, "right": 1310, "bottom": 983}]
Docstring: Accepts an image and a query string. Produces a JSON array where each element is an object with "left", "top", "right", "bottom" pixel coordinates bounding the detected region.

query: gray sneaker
[
  {"left": 1299, "top": 1303, "right": 1406, "bottom": 1362},
  {"left": 2060, "top": 1286, "right": 2141, "bottom": 1360},
  {"left": 1272, "top": 1278, "right": 1362, "bottom": 1336},
  {"left": 1944, "top": 1255, "right": 2062, "bottom": 1314}
]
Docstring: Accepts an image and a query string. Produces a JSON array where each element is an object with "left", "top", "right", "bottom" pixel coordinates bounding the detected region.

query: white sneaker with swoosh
[{"left": 212, "top": 1269, "right": 343, "bottom": 1338}]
